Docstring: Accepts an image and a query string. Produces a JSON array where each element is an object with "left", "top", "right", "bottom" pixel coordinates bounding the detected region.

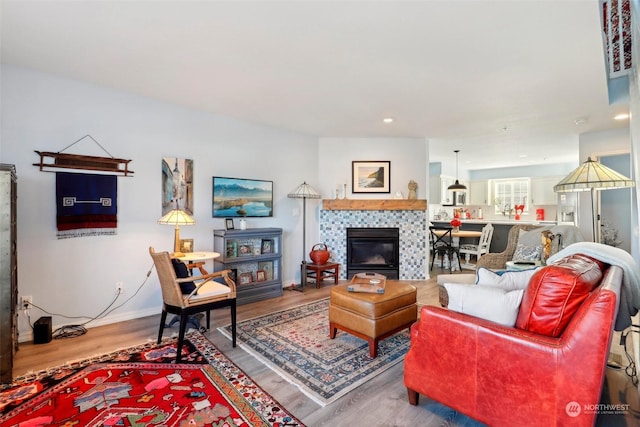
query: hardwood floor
[{"left": 10, "top": 268, "right": 639, "bottom": 426}]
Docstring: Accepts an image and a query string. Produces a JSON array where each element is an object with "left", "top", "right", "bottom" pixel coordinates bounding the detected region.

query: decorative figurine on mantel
[{"left": 408, "top": 180, "right": 418, "bottom": 200}]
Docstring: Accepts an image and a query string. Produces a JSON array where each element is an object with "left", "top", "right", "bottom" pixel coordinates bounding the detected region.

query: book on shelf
[{"left": 347, "top": 272, "right": 387, "bottom": 294}]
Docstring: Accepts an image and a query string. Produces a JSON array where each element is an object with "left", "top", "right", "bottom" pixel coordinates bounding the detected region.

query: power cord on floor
[
  {"left": 26, "top": 263, "right": 155, "bottom": 339},
  {"left": 620, "top": 324, "right": 639, "bottom": 387}
]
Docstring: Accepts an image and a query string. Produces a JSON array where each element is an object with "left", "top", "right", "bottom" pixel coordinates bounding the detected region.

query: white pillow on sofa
[
  {"left": 443, "top": 282, "right": 525, "bottom": 327},
  {"left": 475, "top": 267, "right": 540, "bottom": 291}
]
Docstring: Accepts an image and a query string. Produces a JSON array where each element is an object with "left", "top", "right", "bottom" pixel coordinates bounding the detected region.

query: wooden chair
[
  {"left": 429, "top": 226, "right": 460, "bottom": 273},
  {"left": 459, "top": 223, "right": 494, "bottom": 269},
  {"left": 149, "top": 247, "right": 237, "bottom": 362}
]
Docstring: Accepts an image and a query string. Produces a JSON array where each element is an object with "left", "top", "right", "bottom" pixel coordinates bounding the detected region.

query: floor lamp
[
  {"left": 288, "top": 182, "right": 321, "bottom": 291},
  {"left": 554, "top": 157, "right": 634, "bottom": 243}
]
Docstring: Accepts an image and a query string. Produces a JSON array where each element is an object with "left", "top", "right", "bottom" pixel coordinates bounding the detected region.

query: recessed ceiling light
[
  {"left": 614, "top": 113, "right": 630, "bottom": 120},
  {"left": 383, "top": 117, "right": 394, "bottom": 123},
  {"left": 574, "top": 117, "right": 587, "bottom": 125},
  {"left": 519, "top": 154, "right": 528, "bottom": 158}
]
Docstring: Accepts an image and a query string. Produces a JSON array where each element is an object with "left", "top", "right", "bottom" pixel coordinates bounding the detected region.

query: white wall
[
  {"left": 1, "top": 65, "right": 319, "bottom": 341},
  {"left": 317, "top": 137, "right": 429, "bottom": 201},
  {"left": 1, "top": 67, "right": 434, "bottom": 342}
]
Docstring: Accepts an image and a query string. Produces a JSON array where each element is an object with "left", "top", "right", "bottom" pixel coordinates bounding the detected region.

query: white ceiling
[{"left": 0, "top": 0, "right": 629, "bottom": 170}]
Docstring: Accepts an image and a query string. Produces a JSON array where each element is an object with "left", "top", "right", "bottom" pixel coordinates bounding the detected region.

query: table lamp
[{"left": 158, "top": 208, "right": 195, "bottom": 257}]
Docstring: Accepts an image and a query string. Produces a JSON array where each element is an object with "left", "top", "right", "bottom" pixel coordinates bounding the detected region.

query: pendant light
[{"left": 447, "top": 149, "right": 467, "bottom": 192}]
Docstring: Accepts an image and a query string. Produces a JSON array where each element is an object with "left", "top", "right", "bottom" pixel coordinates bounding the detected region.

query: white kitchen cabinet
[
  {"left": 440, "top": 175, "right": 455, "bottom": 205},
  {"left": 429, "top": 175, "right": 455, "bottom": 205},
  {"left": 531, "top": 176, "right": 561, "bottom": 205},
  {"left": 469, "top": 180, "right": 489, "bottom": 205}
]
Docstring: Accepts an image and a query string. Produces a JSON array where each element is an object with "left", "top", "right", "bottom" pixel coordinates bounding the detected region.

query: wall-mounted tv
[{"left": 212, "top": 177, "right": 273, "bottom": 217}]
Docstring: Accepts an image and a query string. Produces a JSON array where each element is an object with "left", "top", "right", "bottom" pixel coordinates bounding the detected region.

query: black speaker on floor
[{"left": 33, "top": 316, "right": 52, "bottom": 344}]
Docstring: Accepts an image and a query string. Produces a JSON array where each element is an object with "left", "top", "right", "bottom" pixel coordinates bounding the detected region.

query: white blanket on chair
[{"left": 547, "top": 242, "right": 640, "bottom": 331}]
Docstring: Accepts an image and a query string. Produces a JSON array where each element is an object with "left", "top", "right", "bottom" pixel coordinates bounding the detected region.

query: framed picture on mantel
[{"left": 352, "top": 161, "right": 390, "bottom": 193}]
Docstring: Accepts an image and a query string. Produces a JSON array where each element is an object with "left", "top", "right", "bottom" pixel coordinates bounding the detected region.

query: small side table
[
  {"left": 175, "top": 251, "right": 220, "bottom": 274},
  {"left": 305, "top": 262, "right": 340, "bottom": 288}
]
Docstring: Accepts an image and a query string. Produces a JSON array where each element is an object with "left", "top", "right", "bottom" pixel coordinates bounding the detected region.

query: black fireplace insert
[{"left": 346, "top": 227, "right": 399, "bottom": 279}]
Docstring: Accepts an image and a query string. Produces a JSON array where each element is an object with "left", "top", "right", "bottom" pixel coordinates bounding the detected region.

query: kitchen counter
[
  {"left": 434, "top": 218, "right": 557, "bottom": 225},
  {"left": 431, "top": 219, "right": 554, "bottom": 253}
]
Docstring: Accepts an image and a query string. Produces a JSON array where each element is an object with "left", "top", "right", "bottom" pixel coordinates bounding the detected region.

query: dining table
[{"left": 431, "top": 228, "right": 483, "bottom": 270}]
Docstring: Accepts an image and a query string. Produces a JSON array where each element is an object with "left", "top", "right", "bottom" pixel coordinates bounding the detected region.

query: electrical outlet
[
  {"left": 115, "top": 282, "right": 124, "bottom": 293},
  {"left": 21, "top": 295, "right": 32, "bottom": 309}
]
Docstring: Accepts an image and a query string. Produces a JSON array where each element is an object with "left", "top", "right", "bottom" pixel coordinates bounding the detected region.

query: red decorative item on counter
[{"left": 450, "top": 219, "right": 462, "bottom": 228}]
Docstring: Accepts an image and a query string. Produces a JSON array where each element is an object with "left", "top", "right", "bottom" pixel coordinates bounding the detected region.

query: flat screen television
[{"left": 212, "top": 177, "right": 273, "bottom": 217}]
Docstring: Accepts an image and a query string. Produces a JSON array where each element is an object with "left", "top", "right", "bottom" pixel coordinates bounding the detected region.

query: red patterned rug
[{"left": 0, "top": 331, "right": 304, "bottom": 426}]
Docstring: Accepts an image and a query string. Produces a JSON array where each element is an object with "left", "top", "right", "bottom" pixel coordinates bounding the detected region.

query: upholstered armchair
[
  {"left": 406, "top": 254, "right": 623, "bottom": 426},
  {"left": 475, "top": 223, "right": 540, "bottom": 270}
]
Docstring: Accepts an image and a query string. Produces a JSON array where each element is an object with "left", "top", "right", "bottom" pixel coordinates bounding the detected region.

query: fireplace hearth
[{"left": 346, "top": 227, "right": 399, "bottom": 279}]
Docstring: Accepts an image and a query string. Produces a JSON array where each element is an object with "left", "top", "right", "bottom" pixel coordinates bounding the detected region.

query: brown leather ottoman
[{"left": 329, "top": 281, "right": 417, "bottom": 358}]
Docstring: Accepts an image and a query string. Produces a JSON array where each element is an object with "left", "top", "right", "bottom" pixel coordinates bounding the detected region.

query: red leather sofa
[{"left": 404, "top": 254, "right": 623, "bottom": 426}]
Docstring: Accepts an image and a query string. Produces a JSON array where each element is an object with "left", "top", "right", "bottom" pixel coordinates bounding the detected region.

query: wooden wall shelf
[
  {"left": 33, "top": 151, "right": 134, "bottom": 176},
  {"left": 322, "top": 199, "right": 427, "bottom": 211}
]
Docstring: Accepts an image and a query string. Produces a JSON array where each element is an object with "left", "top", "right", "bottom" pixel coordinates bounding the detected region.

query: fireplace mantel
[{"left": 322, "top": 199, "right": 427, "bottom": 211}]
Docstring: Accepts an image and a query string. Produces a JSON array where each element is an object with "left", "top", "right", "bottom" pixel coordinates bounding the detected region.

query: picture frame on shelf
[
  {"left": 352, "top": 160, "right": 390, "bottom": 193},
  {"left": 238, "top": 272, "right": 253, "bottom": 285},
  {"left": 225, "top": 218, "right": 235, "bottom": 230},
  {"left": 261, "top": 238, "right": 274, "bottom": 254},
  {"left": 256, "top": 270, "right": 267, "bottom": 282},
  {"left": 226, "top": 241, "right": 238, "bottom": 258},
  {"left": 179, "top": 238, "right": 194, "bottom": 253},
  {"left": 238, "top": 244, "right": 253, "bottom": 256},
  {"left": 258, "top": 261, "right": 273, "bottom": 281}
]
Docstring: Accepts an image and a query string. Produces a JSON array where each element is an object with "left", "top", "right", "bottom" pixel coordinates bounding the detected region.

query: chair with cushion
[
  {"left": 149, "top": 247, "right": 237, "bottom": 362},
  {"left": 429, "top": 226, "right": 460, "bottom": 273},
  {"left": 405, "top": 253, "right": 623, "bottom": 426},
  {"left": 475, "top": 224, "right": 540, "bottom": 270},
  {"left": 459, "top": 223, "right": 494, "bottom": 269}
]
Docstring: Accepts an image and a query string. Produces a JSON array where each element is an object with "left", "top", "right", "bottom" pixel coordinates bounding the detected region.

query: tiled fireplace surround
[{"left": 319, "top": 200, "right": 428, "bottom": 280}]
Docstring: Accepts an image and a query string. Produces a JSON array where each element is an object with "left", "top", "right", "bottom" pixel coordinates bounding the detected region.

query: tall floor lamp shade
[
  {"left": 554, "top": 157, "right": 634, "bottom": 242},
  {"left": 158, "top": 208, "right": 196, "bottom": 257},
  {"left": 288, "top": 182, "right": 321, "bottom": 291}
]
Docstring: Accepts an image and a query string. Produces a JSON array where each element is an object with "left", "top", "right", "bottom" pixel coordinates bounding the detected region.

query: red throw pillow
[{"left": 515, "top": 254, "right": 605, "bottom": 337}]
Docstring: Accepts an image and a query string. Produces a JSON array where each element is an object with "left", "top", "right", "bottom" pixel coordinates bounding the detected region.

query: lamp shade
[
  {"left": 554, "top": 157, "right": 635, "bottom": 192},
  {"left": 287, "top": 182, "right": 321, "bottom": 199},
  {"left": 158, "top": 209, "right": 195, "bottom": 257},
  {"left": 554, "top": 156, "right": 634, "bottom": 244},
  {"left": 157, "top": 209, "right": 196, "bottom": 226},
  {"left": 448, "top": 149, "right": 467, "bottom": 191},
  {"left": 447, "top": 180, "right": 467, "bottom": 191}
]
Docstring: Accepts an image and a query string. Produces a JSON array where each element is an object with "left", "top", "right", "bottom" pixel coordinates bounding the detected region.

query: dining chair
[
  {"left": 149, "top": 247, "right": 237, "bottom": 362},
  {"left": 459, "top": 223, "right": 494, "bottom": 269},
  {"left": 429, "top": 226, "right": 460, "bottom": 273}
]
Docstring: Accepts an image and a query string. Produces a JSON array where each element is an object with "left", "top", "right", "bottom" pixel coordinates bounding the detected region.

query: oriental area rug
[
  {"left": 219, "top": 298, "right": 410, "bottom": 406},
  {"left": 0, "top": 331, "right": 304, "bottom": 427}
]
